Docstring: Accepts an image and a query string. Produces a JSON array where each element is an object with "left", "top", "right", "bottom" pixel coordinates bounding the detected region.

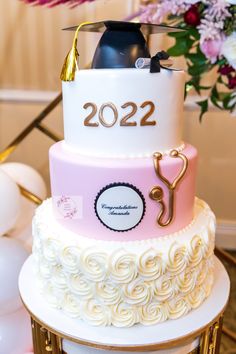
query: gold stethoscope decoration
[{"left": 149, "top": 149, "right": 188, "bottom": 227}]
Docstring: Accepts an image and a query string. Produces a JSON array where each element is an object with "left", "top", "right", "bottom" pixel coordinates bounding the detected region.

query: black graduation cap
[{"left": 61, "top": 21, "right": 184, "bottom": 80}]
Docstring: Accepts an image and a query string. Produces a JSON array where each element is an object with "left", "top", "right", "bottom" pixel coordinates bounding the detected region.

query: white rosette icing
[
  {"left": 60, "top": 246, "right": 81, "bottom": 274},
  {"left": 32, "top": 198, "right": 216, "bottom": 327},
  {"left": 32, "top": 235, "right": 42, "bottom": 255},
  {"left": 196, "top": 261, "right": 208, "bottom": 286},
  {"left": 167, "top": 243, "right": 189, "bottom": 275},
  {"left": 33, "top": 251, "right": 40, "bottom": 266},
  {"left": 153, "top": 273, "right": 177, "bottom": 302},
  {"left": 208, "top": 215, "right": 216, "bottom": 239},
  {"left": 186, "top": 286, "right": 206, "bottom": 309},
  {"left": 112, "top": 302, "right": 139, "bottom": 327},
  {"left": 62, "top": 292, "right": 81, "bottom": 318},
  {"left": 80, "top": 248, "right": 107, "bottom": 282},
  {"left": 205, "top": 255, "right": 215, "bottom": 271},
  {"left": 43, "top": 282, "right": 64, "bottom": 309},
  {"left": 202, "top": 269, "right": 214, "bottom": 298},
  {"left": 188, "top": 235, "right": 206, "bottom": 267},
  {"left": 68, "top": 273, "right": 93, "bottom": 299},
  {"left": 96, "top": 281, "right": 121, "bottom": 305},
  {"left": 51, "top": 265, "right": 68, "bottom": 290},
  {"left": 42, "top": 237, "right": 60, "bottom": 266},
  {"left": 38, "top": 257, "right": 53, "bottom": 279},
  {"left": 140, "top": 302, "right": 169, "bottom": 325},
  {"left": 167, "top": 296, "right": 191, "bottom": 319},
  {"left": 109, "top": 249, "right": 137, "bottom": 284},
  {"left": 175, "top": 267, "right": 198, "bottom": 294},
  {"left": 205, "top": 232, "right": 215, "bottom": 259},
  {"left": 123, "top": 278, "right": 153, "bottom": 306},
  {"left": 138, "top": 248, "right": 164, "bottom": 280},
  {"left": 82, "top": 299, "right": 111, "bottom": 326},
  {"left": 35, "top": 270, "right": 48, "bottom": 292}
]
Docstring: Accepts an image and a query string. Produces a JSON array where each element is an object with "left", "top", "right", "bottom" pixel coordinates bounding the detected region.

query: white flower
[
  {"left": 221, "top": 32, "right": 236, "bottom": 70},
  {"left": 205, "top": 0, "right": 231, "bottom": 20}
]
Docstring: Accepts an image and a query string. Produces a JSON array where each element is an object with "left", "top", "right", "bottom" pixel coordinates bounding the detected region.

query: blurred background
[{"left": 0, "top": 0, "right": 236, "bottom": 249}]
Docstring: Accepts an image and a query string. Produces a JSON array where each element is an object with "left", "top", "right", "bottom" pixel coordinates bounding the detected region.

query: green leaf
[
  {"left": 210, "top": 86, "right": 223, "bottom": 110},
  {"left": 211, "top": 85, "right": 220, "bottom": 99},
  {"left": 188, "top": 63, "right": 211, "bottom": 76},
  {"left": 186, "top": 53, "right": 207, "bottom": 66},
  {"left": 188, "top": 27, "right": 200, "bottom": 40},
  {"left": 168, "top": 31, "right": 188, "bottom": 39},
  {"left": 186, "top": 76, "right": 201, "bottom": 94},
  {"left": 222, "top": 94, "right": 233, "bottom": 110},
  {"left": 217, "top": 75, "right": 223, "bottom": 84},
  {"left": 219, "top": 92, "right": 232, "bottom": 100},
  {"left": 217, "top": 58, "right": 227, "bottom": 66},
  {"left": 196, "top": 99, "right": 208, "bottom": 122},
  {"left": 198, "top": 3, "right": 205, "bottom": 12},
  {"left": 196, "top": 45, "right": 211, "bottom": 60},
  {"left": 167, "top": 37, "right": 195, "bottom": 56}
]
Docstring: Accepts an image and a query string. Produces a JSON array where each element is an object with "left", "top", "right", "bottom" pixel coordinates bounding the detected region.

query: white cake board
[{"left": 19, "top": 256, "right": 230, "bottom": 352}]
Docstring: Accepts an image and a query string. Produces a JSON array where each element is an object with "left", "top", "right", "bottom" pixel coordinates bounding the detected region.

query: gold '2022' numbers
[
  {"left": 83, "top": 101, "right": 156, "bottom": 127},
  {"left": 83, "top": 102, "right": 98, "bottom": 127},
  {"left": 120, "top": 102, "right": 137, "bottom": 126}
]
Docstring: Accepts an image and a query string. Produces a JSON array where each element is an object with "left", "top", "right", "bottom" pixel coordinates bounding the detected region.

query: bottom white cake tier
[{"left": 32, "top": 197, "right": 216, "bottom": 327}]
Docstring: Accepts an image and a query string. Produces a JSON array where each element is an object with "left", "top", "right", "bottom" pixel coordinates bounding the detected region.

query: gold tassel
[{"left": 60, "top": 21, "right": 92, "bottom": 82}]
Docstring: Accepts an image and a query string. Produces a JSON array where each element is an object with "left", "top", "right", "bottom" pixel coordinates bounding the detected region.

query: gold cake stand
[{"left": 19, "top": 256, "right": 230, "bottom": 354}]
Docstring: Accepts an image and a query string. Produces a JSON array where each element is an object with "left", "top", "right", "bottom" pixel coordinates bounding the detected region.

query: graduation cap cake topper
[{"left": 60, "top": 21, "right": 184, "bottom": 81}]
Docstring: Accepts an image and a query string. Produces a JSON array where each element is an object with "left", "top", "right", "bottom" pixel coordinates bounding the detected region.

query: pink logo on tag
[{"left": 54, "top": 196, "right": 82, "bottom": 220}]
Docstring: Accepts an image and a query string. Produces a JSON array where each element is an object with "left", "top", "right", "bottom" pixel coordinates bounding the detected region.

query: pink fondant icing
[{"left": 49, "top": 142, "right": 197, "bottom": 241}]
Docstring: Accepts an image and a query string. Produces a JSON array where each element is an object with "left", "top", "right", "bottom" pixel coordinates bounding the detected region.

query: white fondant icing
[
  {"left": 32, "top": 198, "right": 215, "bottom": 327},
  {"left": 62, "top": 69, "right": 185, "bottom": 157}
]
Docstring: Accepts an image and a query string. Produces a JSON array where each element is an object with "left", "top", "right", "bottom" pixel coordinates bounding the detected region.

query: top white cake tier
[{"left": 62, "top": 68, "right": 185, "bottom": 158}]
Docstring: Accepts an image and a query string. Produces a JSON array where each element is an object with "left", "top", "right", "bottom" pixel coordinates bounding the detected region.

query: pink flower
[{"left": 200, "top": 37, "right": 224, "bottom": 63}]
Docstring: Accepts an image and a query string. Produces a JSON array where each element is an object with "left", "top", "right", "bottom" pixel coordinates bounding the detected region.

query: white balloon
[
  {"left": 0, "top": 170, "right": 21, "bottom": 236},
  {"left": 0, "top": 307, "right": 32, "bottom": 354},
  {"left": 13, "top": 223, "right": 33, "bottom": 252},
  {"left": 9, "top": 199, "right": 35, "bottom": 249},
  {"left": 0, "top": 163, "right": 47, "bottom": 241},
  {"left": 0, "top": 162, "right": 47, "bottom": 200},
  {"left": 0, "top": 238, "right": 28, "bottom": 315}
]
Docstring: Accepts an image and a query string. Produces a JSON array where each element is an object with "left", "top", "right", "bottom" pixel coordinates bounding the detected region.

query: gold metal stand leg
[
  {"left": 0, "top": 93, "right": 62, "bottom": 205},
  {"left": 18, "top": 184, "right": 43, "bottom": 205},
  {"left": 215, "top": 247, "right": 236, "bottom": 267},
  {"left": 36, "top": 122, "right": 62, "bottom": 142},
  {"left": 215, "top": 248, "right": 236, "bottom": 344},
  {"left": 199, "top": 316, "right": 223, "bottom": 354},
  {"left": 222, "top": 325, "right": 236, "bottom": 342},
  {"left": 0, "top": 92, "right": 62, "bottom": 163},
  {"left": 31, "top": 317, "right": 64, "bottom": 354}
]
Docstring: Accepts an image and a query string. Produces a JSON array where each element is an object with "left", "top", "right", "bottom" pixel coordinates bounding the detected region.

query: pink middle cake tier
[{"left": 49, "top": 141, "right": 197, "bottom": 241}]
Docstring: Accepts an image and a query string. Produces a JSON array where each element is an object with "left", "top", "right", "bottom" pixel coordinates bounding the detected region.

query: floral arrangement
[
  {"left": 141, "top": 0, "right": 236, "bottom": 119},
  {"left": 22, "top": 0, "right": 235, "bottom": 118},
  {"left": 22, "top": 0, "right": 95, "bottom": 7}
]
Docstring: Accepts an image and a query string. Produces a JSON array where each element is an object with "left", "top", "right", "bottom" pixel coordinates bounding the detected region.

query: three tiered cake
[{"left": 32, "top": 21, "right": 216, "bottom": 327}]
